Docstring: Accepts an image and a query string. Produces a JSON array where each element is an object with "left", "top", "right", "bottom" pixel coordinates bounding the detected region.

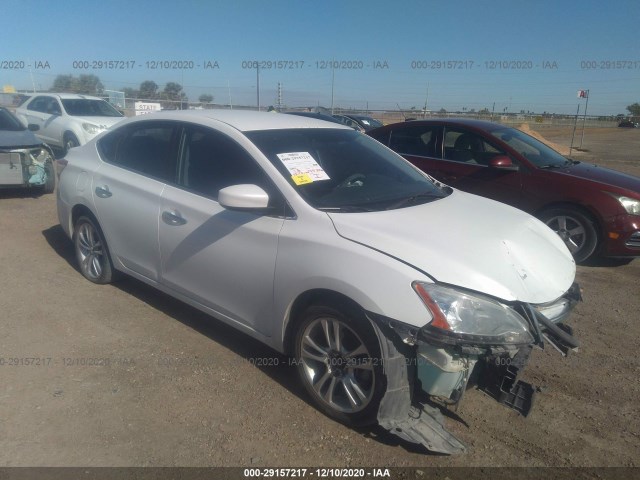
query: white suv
[{"left": 15, "top": 93, "right": 125, "bottom": 153}]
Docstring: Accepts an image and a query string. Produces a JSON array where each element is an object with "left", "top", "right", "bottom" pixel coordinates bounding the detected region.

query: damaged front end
[
  {"left": 0, "top": 145, "right": 55, "bottom": 191},
  {"left": 368, "top": 282, "right": 581, "bottom": 455}
]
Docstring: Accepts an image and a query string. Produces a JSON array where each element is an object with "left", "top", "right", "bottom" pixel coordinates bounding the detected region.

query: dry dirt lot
[{"left": 0, "top": 127, "right": 638, "bottom": 468}]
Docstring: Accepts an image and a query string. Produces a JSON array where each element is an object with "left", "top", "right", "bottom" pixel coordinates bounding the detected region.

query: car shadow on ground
[
  {"left": 581, "top": 257, "right": 634, "bottom": 268},
  {"left": 41, "top": 223, "right": 438, "bottom": 455},
  {"left": 0, "top": 187, "right": 49, "bottom": 199}
]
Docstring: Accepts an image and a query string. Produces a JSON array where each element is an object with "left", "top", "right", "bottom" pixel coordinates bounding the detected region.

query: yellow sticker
[{"left": 292, "top": 173, "right": 313, "bottom": 185}]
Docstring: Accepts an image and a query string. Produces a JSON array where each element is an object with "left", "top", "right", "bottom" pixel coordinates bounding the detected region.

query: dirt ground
[{"left": 0, "top": 127, "right": 638, "bottom": 468}]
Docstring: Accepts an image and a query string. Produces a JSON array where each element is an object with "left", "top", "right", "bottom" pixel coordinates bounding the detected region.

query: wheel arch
[
  {"left": 282, "top": 289, "right": 368, "bottom": 356},
  {"left": 71, "top": 203, "right": 99, "bottom": 231},
  {"left": 535, "top": 201, "right": 604, "bottom": 239}
]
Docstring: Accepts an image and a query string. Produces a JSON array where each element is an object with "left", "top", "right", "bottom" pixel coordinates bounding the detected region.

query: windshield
[
  {"left": 0, "top": 108, "right": 26, "bottom": 131},
  {"left": 247, "top": 129, "right": 449, "bottom": 211},
  {"left": 61, "top": 99, "right": 123, "bottom": 117},
  {"left": 491, "top": 126, "right": 570, "bottom": 168}
]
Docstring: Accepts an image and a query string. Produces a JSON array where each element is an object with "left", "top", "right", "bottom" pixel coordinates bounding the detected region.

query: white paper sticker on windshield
[{"left": 276, "top": 152, "right": 330, "bottom": 185}]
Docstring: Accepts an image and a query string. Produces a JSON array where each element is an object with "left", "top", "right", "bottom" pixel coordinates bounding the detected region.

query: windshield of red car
[{"left": 247, "top": 128, "right": 449, "bottom": 211}]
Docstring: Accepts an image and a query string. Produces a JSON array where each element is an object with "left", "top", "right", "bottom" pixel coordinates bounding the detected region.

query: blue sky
[{"left": 2, "top": 0, "right": 639, "bottom": 115}]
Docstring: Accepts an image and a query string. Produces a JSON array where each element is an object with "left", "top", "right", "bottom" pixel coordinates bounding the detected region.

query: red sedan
[{"left": 368, "top": 119, "right": 640, "bottom": 263}]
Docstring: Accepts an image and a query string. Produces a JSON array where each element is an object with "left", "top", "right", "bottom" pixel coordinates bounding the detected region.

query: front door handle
[
  {"left": 162, "top": 210, "right": 187, "bottom": 226},
  {"left": 95, "top": 185, "right": 112, "bottom": 198}
]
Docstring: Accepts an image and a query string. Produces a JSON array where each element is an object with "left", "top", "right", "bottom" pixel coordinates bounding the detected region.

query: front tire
[
  {"left": 540, "top": 207, "right": 598, "bottom": 263},
  {"left": 63, "top": 133, "right": 79, "bottom": 155},
  {"left": 294, "top": 305, "right": 386, "bottom": 426},
  {"left": 73, "top": 215, "right": 116, "bottom": 284}
]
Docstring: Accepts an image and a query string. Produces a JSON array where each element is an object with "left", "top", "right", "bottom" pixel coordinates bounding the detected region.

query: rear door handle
[
  {"left": 162, "top": 210, "right": 187, "bottom": 226},
  {"left": 95, "top": 185, "right": 112, "bottom": 198}
]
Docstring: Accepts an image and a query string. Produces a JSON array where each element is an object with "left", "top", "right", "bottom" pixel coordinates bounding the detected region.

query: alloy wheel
[{"left": 299, "top": 316, "right": 375, "bottom": 414}]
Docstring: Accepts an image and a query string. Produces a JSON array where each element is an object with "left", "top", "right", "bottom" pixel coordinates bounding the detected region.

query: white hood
[
  {"left": 78, "top": 116, "right": 123, "bottom": 129},
  {"left": 328, "top": 191, "right": 576, "bottom": 304}
]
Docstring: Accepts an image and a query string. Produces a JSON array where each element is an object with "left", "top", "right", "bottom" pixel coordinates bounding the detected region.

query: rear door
[{"left": 92, "top": 120, "right": 180, "bottom": 281}]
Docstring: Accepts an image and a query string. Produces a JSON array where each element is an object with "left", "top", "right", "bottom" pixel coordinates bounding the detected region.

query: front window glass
[
  {"left": 27, "top": 96, "right": 48, "bottom": 113},
  {"left": 61, "top": 99, "right": 123, "bottom": 117},
  {"left": 489, "top": 126, "right": 570, "bottom": 168},
  {"left": 180, "top": 126, "right": 275, "bottom": 200},
  {"left": 443, "top": 128, "right": 504, "bottom": 165},
  {"left": 247, "top": 129, "right": 449, "bottom": 211}
]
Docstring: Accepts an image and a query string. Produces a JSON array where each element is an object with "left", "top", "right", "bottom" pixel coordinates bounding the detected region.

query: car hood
[
  {"left": 76, "top": 116, "right": 124, "bottom": 128},
  {"left": 327, "top": 191, "right": 576, "bottom": 304},
  {"left": 559, "top": 162, "right": 640, "bottom": 193},
  {"left": 0, "top": 129, "right": 42, "bottom": 149}
]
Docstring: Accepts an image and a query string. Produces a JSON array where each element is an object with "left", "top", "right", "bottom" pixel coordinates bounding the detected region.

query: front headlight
[
  {"left": 617, "top": 196, "right": 640, "bottom": 215},
  {"left": 413, "top": 282, "right": 534, "bottom": 346},
  {"left": 82, "top": 122, "right": 105, "bottom": 135}
]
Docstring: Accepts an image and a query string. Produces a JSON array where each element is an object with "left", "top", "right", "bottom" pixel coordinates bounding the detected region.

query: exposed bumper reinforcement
[{"left": 371, "top": 318, "right": 467, "bottom": 455}]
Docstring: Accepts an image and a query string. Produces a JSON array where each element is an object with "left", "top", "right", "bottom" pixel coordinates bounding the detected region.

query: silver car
[{"left": 56, "top": 110, "right": 581, "bottom": 454}]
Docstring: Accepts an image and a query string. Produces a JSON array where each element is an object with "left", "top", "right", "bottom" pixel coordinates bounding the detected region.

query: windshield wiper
[
  {"left": 384, "top": 192, "right": 444, "bottom": 210},
  {"left": 317, "top": 205, "right": 376, "bottom": 212}
]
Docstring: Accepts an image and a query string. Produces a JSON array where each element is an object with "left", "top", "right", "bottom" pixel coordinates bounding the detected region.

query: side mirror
[
  {"left": 28, "top": 124, "right": 40, "bottom": 131},
  {"left": 218, "top": 184, "right": 270, "bottom": 211},
  {"left": 489, "top": 155, "right": 519, "bottom": 171}
]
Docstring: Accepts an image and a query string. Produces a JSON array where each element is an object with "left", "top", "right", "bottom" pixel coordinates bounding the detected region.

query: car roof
[
  {"left": 392, "top": 117, "right": 509, "bottom": 130},
  {"left": 33, "top": 93, "right": 106, "bottom": 100},
  {"left": 118, "top": 109, "right": 353, "bottom": 132}
]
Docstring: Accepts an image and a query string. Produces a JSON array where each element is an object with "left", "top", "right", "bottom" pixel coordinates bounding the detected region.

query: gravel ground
[{"left": 0, "top": 126, "right": 638, "bottom": 468}]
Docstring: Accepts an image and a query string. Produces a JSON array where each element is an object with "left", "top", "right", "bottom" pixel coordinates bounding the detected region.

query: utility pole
[
  {"left": 227, "top": 80, "right": 233, "bottom": 110},
  {"left": 277, "top": 82, "right": 283, "bottom": 111},
  {"left": 423, "top": 83, "right": 429, "bottom": 118},
  {"left": 330, "top": 60, "right": 335, "bottom": 115},
  {"left": 256, "top": 62, "right": 261, "bottom": 111},
  {"left": 570, "top": 104, "right": 581, "bottom": 156},
  {"left": 579, "top": 89, "right": 590, "bottom": 148}
]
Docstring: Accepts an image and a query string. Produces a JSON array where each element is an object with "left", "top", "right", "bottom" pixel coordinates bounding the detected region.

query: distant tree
[
  {"left": 479, "top": 108, "right": 490, "bottom": 115},
  {"left": 626, "top": 103, "right": 640, "bottom": 116},
  {"left": 139, "top": 80, "right": 159, "bottom": 99},
  {"left": 51, "top": 74, "right": 103, "bottom": 94},
  {"left": 122, "top": 87, "right": 138, "bottom": 99},
  {"left": 52, "top": 75, "right": 75, "bottom": 92},
  {"left": 438, "top": 108, "right": 447, "bottom": 113},
  {"left": 199, "top": 93, "right": 213, "bottom": 104},
  {"left": 160, "top": 82, "right": 188, "bottom": 109},
  {"left": 77, "top": 75, "right": 103, "bottom": 94}
]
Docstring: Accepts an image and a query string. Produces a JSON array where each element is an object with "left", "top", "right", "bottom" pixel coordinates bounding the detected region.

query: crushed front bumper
[
  {"left": 0, "top": 145, "right": 54, "bottom": 188},
  {"left": 368, "top": 282, "right": 581, "bottom": 455}
]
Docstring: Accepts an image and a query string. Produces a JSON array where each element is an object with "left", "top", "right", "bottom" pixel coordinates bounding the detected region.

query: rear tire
[
  {"left": 293, "top": 305, "right": 387, "bottom": 426},
  {"left": 73, "top": 215, "right": 116, "bottom": 284},
  {"left": 540, "top": 207, "right": 598, "bottom": 263}
]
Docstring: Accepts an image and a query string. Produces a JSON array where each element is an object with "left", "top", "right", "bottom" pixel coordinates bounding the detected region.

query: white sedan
[{"left": 56, "top": 110, "right": 581, "bottom": 454}]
